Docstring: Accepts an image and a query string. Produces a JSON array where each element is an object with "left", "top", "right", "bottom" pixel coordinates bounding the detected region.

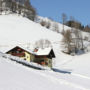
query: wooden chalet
[
  {"left": 6, "top": 46, "right": 34, "bottom": 62},
  {"left": 33, "top": 48, "right": 55, "bottom": 67},
  {"left": 6, "top": 46, "right": 55, "bottom": 68}
]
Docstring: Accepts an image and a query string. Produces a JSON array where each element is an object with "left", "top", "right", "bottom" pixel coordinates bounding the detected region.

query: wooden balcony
[{"left": 11, "top": 53, "right": 25, "bottom": 57}]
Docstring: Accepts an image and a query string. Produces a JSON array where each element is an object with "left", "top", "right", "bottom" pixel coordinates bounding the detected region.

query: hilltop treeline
[
  {"left": 65, "top": 20, "right": 90, "bottom": 32},
  {"left": 0, "top": 0, "right": 36, "bottom": 21}
]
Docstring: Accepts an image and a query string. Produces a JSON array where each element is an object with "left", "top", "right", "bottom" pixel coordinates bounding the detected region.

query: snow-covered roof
[
  {"left": 2, "top": 45, "right": 54, "bottom": 56},
  {"left": 18, "top": 46, "right": 34, "bottom": 54},
  {"left": 33, "top": 47, "right": 53, "bottom": 56},
  {"left": 0, "top": 45, "right": 17, "bottom": 53},
  {"left": 1, "top": 45, "right": 33, "bottom": 54}
]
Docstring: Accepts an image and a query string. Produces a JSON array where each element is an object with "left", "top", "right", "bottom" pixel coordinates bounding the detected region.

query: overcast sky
[{"left": 31, "top": 0, "right": 90, "bottom": 25}]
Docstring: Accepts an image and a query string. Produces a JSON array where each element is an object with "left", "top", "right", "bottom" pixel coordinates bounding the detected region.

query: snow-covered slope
[
  {"left": 0, "top": 14, "right": 90, "bottom": 66},
  {"left": 0, "top": 14, "right": 61, "bottom": 45},
  {"left": 0, "top": 14, "right": 90, "bottom": 90},
  {"left": 36, "top": 16, "right": 90, "bottom": 41},
  {"left": 0, "top": 56, "right": 77, "bottom": 90},
  {"left": 0, "top": 14, "right": 72, "bottom": 66},
  {"left": 0, "top": 53, "right": 90, "bottom": 90},
  {"left": 60, "top": 52, "right": 90, "bottom": 77},
  {"left": 35, "top": 16, "right": 71, "bottom": 33}
]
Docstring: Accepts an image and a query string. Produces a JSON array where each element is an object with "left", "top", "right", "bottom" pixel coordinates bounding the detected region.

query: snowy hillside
[
  {"left": 60, "top": 52, "right": 90, "bottom": 77},
  {"left": 35, "top": 16, "right": 90, "bottom": 41},
  {"left": 35, "top": 16, "right": 71, "bottom": 33},
  {"left": 0, "top": 14, "right": 90, "bottom": 90},
  {"left": 0, "top": 14, "right": 73, "bottom": 66},
  {"left": 0, "top": 14, "right": 90, "bottom": 65},
  {"left": 0, "top": 14, "right": 61, "bottom": 45},
  {"left": 0, "top": 53, "right": 90, "bottom": 90}
]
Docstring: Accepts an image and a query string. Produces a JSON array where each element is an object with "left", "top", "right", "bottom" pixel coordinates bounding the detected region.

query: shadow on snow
[{"left": 52, "top": 68, "right": 72, "bottom": 74}]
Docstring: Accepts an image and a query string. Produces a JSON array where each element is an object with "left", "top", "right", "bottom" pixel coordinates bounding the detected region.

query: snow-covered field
[
  {"left": 0, "top": 53, "right": 90, "bottom": 90},
  {"left": 60, "top": 52, "right": 90, "bottom": 77},
  {"left": 0, "top": 14, "right": 90, "bottom": 90}
]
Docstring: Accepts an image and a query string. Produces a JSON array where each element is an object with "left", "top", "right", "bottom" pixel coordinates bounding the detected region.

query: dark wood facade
[
  {"left": 6, "top": 46, "right": 26, "bottom": 57},
  {"left": 33, "top": 49, "right": 55, "bottom": 67}
]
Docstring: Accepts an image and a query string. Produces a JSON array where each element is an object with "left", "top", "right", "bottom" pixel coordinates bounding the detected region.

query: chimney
[{"left": 34, "top": 48, "right": 38, "bottom": 52}]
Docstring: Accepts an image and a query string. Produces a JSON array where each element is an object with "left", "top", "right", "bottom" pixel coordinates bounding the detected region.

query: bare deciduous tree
[
  {"left": 40, "top": 20, "right": 47, "bottom": 27},
  {"left": 35, "top": 39, "right": 52, "bottom": 49},
  {"left": 73, "top": 19, "right": 84, "bottom": 50},
  {"left": 46, "top": 21, "right": 51, "bottom": 29},
  {"left": 62, "top": 13, "right": 67, "bottom": 34},
  {"left": 0, "top": 0, "right": 2, "bottom": 14},
  {"left": 62, "top": 30, "right": 72, "bottom": 53},
  {"left": 53, "top": 22, "right": 59, "bottom": 33}
]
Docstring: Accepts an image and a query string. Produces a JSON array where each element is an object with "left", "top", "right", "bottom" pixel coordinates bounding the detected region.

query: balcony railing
[{"left": 11, "top": 53, "right": 25, "bottom": 57}]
